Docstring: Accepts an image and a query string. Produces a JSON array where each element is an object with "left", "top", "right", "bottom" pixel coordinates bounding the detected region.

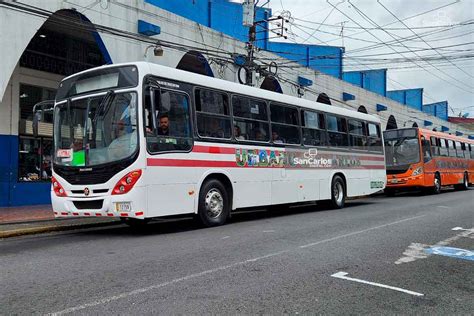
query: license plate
[
  {"left": 390, "top": 179, "right": 399, "bottom": 184},
  {"left": 115, "top": 202, "right": 131, "bottom": 212}
]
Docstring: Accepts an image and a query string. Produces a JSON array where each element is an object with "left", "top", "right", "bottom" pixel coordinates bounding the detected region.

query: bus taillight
[
  {"left": 112, "top": 170, "right": 142, "bottom": 195},
  {"left": 52, "top": 177, "right": 67, "bottom": 197}
]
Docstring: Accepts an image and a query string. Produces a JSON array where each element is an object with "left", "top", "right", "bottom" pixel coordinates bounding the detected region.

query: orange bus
[{"left": 383, "top": 127, "right": 474, "bottom": 195}]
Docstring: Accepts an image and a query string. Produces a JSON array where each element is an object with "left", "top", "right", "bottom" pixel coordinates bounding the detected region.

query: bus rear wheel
[
  {"left": 455, "top": 172, "right": 469, "bottom": 191},
  {"left": 198, "top": 179, "right": 230, "bottom": 227},
  {"left": 328, "top": 175, "right": 346, "bottom": 209}
]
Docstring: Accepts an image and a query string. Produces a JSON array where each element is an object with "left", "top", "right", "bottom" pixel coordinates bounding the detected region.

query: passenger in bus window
[
  {"left": 207, "top": 118, "right": 225, "bottom": 138},
  {"left": 157, "top": 113, "right": 170, "bottom": 136},
  {"left": 234, "top": 125, "right": 245, "bottom": 140},
  {"left": 272, "top": 130, "right": 283, "bottom": 144},
  {"left": 254, "top": 128, "right": 267, "bottom": 141}
]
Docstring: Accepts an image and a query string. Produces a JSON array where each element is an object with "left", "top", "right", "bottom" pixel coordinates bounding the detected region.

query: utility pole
[{"left": 243, "top": 0, "right": 256, "bottom": 86}]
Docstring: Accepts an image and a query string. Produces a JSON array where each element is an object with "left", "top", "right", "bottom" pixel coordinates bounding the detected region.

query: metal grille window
[
  {"left": 270, "top": 103, "right": 300, "bottom": 144},
  {"left": 348, "top": 119, "right": 366, "bottom": 150},
  {"left": 326, "top": 115, "right": 348, "bottom": 147},
  {"left": 195, "top": 89, "right": 231, "bottom": 139},
  {"left": 232, "top": 96, "right": 269, "bottom": 142},
  {"left": 301, "top": 110, "right": 326, "bottom": 146}
]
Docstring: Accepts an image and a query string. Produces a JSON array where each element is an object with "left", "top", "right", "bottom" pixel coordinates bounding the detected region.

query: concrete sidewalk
[{"left": 0, "top": 205, "right": 120, "bottom": 238}]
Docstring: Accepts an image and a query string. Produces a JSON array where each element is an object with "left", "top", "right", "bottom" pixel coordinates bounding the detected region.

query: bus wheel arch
[
  {"left": 432, "top": 172, "right": 441, "bottom": 194},
  {"left": 322, "top": 172, "right": 346, "bottom": 209},
  {"left": 455, "top": 172, "right": 469, "bottom": 190}
]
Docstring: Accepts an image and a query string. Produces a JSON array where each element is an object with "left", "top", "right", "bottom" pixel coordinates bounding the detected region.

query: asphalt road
[{"left": 1, "top": 188, "right": 473, "bottom": 315}]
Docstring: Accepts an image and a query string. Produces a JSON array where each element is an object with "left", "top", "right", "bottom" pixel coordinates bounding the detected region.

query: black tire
[
  {"left": 455, "top": 172, "right": 469, "bottom": 191},
  {"left": 121, "top": 217, "right": 150, "bottom": 228},
  {"left": 432, "top": 173, "right": 442, "bottom": 194},
  {"left": 198, "top": 179, "right": 230, "bottom": 227},
  {"left": 384, "top": 188, "right": 396, "bottom": 197},
  {"left": 328, "top": 175, "right": 346, "bottom": 209}
]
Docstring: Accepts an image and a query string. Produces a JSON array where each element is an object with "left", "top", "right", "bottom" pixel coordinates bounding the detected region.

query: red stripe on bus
[
  {"left": 95, "top": 213, "right": 102, "bottom": 216},
  {"left": 193, "top": 145, "right": 235, "bottom": 154},
  {"left": 135, "top": 211, "right": 144, "bottom": 216},
  {"left": 61, "top": 212, "right": 68, "bottom": 216},
  {"left": 120, "top": 213, "right": 128, "bottom": 217},
  {"left": 72, "top": 212, "right": 79, "bottom": 216},
  {"left": 84, "top": 212, "right": 91, "bottom": 216},
  {"left": 107, "top": 213, "right": 114, "bottom": 217}
]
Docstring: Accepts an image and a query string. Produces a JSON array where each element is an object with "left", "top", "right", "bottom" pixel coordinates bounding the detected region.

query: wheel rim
[
  {"left": 333, "top": 182, "right": 344, "bottom": 205},
  {"left": 205, "top": 188, "right": 224, "bottom": 218},
  {"left": 464, "top": 175, "right": 468, "bottom": 187},
  {"left": 434, "top": 177, "right": 440, "bottom": 191}
]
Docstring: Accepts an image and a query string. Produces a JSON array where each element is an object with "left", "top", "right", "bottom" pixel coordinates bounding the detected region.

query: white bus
[{"left": 39, "top": 62, "right": 386, "bottom": 227}]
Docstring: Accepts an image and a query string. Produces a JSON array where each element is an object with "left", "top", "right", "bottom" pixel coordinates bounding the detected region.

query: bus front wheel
[
  {"left": 198, "top": 179, "right": 230, "bottom": 227},
  {"left": 328, "top": 175, "right": 346, "bottom": 209}
]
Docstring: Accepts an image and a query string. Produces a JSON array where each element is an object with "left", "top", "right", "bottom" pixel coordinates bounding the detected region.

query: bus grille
[
  {"left": 386, "top": 165, "right": 410, "bottom": 175},
  {"left": 73, "top": 200, "right": 104, "bottom": 210}
]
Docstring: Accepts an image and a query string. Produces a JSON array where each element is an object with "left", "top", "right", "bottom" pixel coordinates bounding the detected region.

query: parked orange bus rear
[{"left": 383, "top": 128, "right": 474, "bottom": 195}]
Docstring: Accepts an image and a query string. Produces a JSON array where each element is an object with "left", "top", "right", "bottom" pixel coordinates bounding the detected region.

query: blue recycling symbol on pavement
[{"left": 425, "top": 246, "right": 474, "bottom": 261}]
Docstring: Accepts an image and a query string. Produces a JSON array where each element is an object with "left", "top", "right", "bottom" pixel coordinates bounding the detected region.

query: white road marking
[
  {"left": 300, "top": 215, "right": 425, "bottom": 249},
  {"left": 331, "top": 271, "right": 424, "bottom": 297},
  {"left": 49, "top": 214, "right": 426, "bottom": 315},
  {"left": 452, "top": 227, "right": 474, "bottom": 232},
  {"left": 221, "top": 236, "right": 230, "bottom": 239},
  {"left": 395, "top": 227, "right": 474, "bottom": 264},
  {"left": 262, "top": 230, "right": 275, "bottom": 233},
  {"left": 437, "top": 206, "right": 450, "bottom": 209}
]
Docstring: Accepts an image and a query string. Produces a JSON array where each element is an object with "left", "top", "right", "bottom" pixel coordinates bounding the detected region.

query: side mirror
[
  {"left": 32, "top": 111, "right": 42, "bottom": 138},
  {"left": 32, "top": 100, "right": 55, "bottom": 138}
]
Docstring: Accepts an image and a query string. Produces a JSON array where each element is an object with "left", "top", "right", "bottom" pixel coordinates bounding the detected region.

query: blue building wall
[
  {"left": 267, "top": 42, "right": 343, "bottom": 78},
  {"left": 387, "top": 88, "right": 423, "bottom": 111},
  {"left": 423, "top": 101, "right": 448, "bottom": 121},
  {"left": 342, "top": 69, "right": 387, "bottom": 96},
  {"left": 0, "top": 135, "right": 51, "bottom": 207},
  {"left": 145, "top": 0, "right": 270, "bottom": 49}
]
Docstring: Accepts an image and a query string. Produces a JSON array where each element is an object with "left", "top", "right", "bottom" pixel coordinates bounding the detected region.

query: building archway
[
  {"left": 12, "top": 9, "right": 111, "bottom": 205},
  {"left": 317, "top": 93, "right": 331, "bottom": 105},
  {"left": 20, "top": 9, "right": 111, "bottom": 76},
  {"left": 386, "top": 115, "right": 398, "bottom": 130},
  {"left": 176, "top": 51, "right": 214, "bottom": 77},
  {"left": 357, "top": 106, "right": 368, "bottom": 114},
  {"left": 260, "top": 76, "right": 283, "bottom": 93},
  {"left": 412, "top": 122, "right": 418, "bottom": 128},
  {"left": 432, "top": 128, "right": 437, "bottom": 132}
]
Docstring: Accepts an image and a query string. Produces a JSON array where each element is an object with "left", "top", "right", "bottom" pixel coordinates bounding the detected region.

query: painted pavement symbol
[{"left": 424, "top": 246, "right": 474, "bottom": 261}]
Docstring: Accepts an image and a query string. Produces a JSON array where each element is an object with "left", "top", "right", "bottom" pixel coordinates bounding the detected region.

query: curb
[{"left": 0, "top": 220, "right": 122, "bottom": 239}]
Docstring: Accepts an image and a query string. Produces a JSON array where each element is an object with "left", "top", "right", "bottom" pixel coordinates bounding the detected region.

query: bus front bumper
[
  {"left": 51, "top": 186, "right": 146, "bottom": 219},
  {"left": 386, "top": 174, "right": 425, "bottom": 188}
]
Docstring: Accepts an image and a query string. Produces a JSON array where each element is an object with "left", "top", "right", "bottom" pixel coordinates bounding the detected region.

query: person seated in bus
[
  {"left": 207, "top": 118, "right": 225, "bottom": 138},
  {"left": 272, "top": 131, "right": 284, "bottom": 144},
  {"left": 157, "top": 113, "right": 170, "bottom": 136},
  {"left": 254, "top": 128, "right": 267, "bottom": 142},
  {"left": 234, "top": 125, "right": 245, "bottom": 140},
  {"left": 108, "top": 119, "right": 137, "bottom": 160}
]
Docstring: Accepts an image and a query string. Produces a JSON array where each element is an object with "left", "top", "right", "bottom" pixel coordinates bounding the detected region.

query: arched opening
[
  {"left": 386, "top": 115, "right": 398, "bottom": 130},
  {"left": 432, "top": 128, "right": 437, "bottom": 132},
  {"left": 317, "top": 93, "right": 331, "bottom": 105},
  {"left": 357, "top": 106, "right": 368, "bottom": 114},
  {"left": 14, "top": 9, "right": 111, "bottom": 204},
  {"left": 260, "top": 76, "right": 283, "bottom": 93},
  {"left": 176, "top": 51, "right": 214, "bottom": 77},
  {"left": 412, "top": 122, "right": 418, "bottom": 128}
]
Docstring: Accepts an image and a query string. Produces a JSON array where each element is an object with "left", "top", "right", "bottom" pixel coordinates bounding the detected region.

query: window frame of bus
[
  {"left": 366, "top": 122, "right": 382, "bottom": 153},
  {"left": 194, "top": 87, "right": 232, "bottom": 140},
  {"left": 421, "top": 136, "right": 432, "bottom": 163},
  {"left": 301, "top": 109, "right": 327, "bottom": 147},
  {"left": 347, "top": 119, "right": 367, "bottom": 151},
  {"left": 439, "top": 138, "right": 449, "bottom": 157},
  {"left": 430, "top": 136, "right": 440, "bottom": 156},
  {"left": 456, "top": 141, "right": 464, "bottom": 158},
  {"left": 143, "top": 80, "right": 194, "bottom": 155},
  {"left": 231, "top": 94, "right": 271, "bottom": 143},
  {"left": 448, "top": 140, "right": 457, "bottom": 158},
  {"left": 269, "top": 102, "right": 302, "bottom": 146},
  {"left": 325, "top": 114, "right": 349, "bottom": 148},
  {"left": 470, "top": 144, "right": 474, "bottom": 159}
]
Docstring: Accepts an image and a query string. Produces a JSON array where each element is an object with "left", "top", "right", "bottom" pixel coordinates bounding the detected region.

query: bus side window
[
  {"left": 449, "top": 140, "right": 457, "bottom": 158},
  {"left": 326, "top": 115, "right": 348, "bottom": 147},
  {"left": 470, "top": 144, "right": 474, "bottom": 159},
  {"left": 430, "top": 136, "right": 440, "bottom": 157},
  {"left": 421, "top": 137, "right": 432, "bottom": 163},
  {"left": 439, "top": 139, "right": 448, "bottom": 157},
  {"left": 301, "top": 110, "right": 326, "bottom": 147}
]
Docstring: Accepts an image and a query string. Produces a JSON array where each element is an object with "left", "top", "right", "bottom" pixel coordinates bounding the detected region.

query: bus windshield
[
  {"left": 54, "top": 92, "right": 138, "bottom": 167},
  {"left": 384, "top": 129, "right": 420, "bottom": 167}
]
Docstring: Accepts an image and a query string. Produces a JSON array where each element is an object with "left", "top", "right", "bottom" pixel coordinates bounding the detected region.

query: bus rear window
[{"left": 56, "top": 66, "right": 138, "bottom": 100}]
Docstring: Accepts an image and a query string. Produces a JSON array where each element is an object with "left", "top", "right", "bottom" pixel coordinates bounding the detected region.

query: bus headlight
[
  {"left": 112, "top": 170, "right": 142, "bottom": 195},
  {"left": 412, "top": 167, "right": 423, "bottom": 176}
]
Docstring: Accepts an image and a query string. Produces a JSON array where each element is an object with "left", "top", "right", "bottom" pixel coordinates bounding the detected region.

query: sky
[{"left": 240, "top": 0, "right": 474, "bottom": 117}]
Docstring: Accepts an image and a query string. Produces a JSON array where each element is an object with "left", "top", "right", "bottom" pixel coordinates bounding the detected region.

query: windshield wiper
[{"left": 93, "top": 90, "right": 115, "bottom": 123}]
